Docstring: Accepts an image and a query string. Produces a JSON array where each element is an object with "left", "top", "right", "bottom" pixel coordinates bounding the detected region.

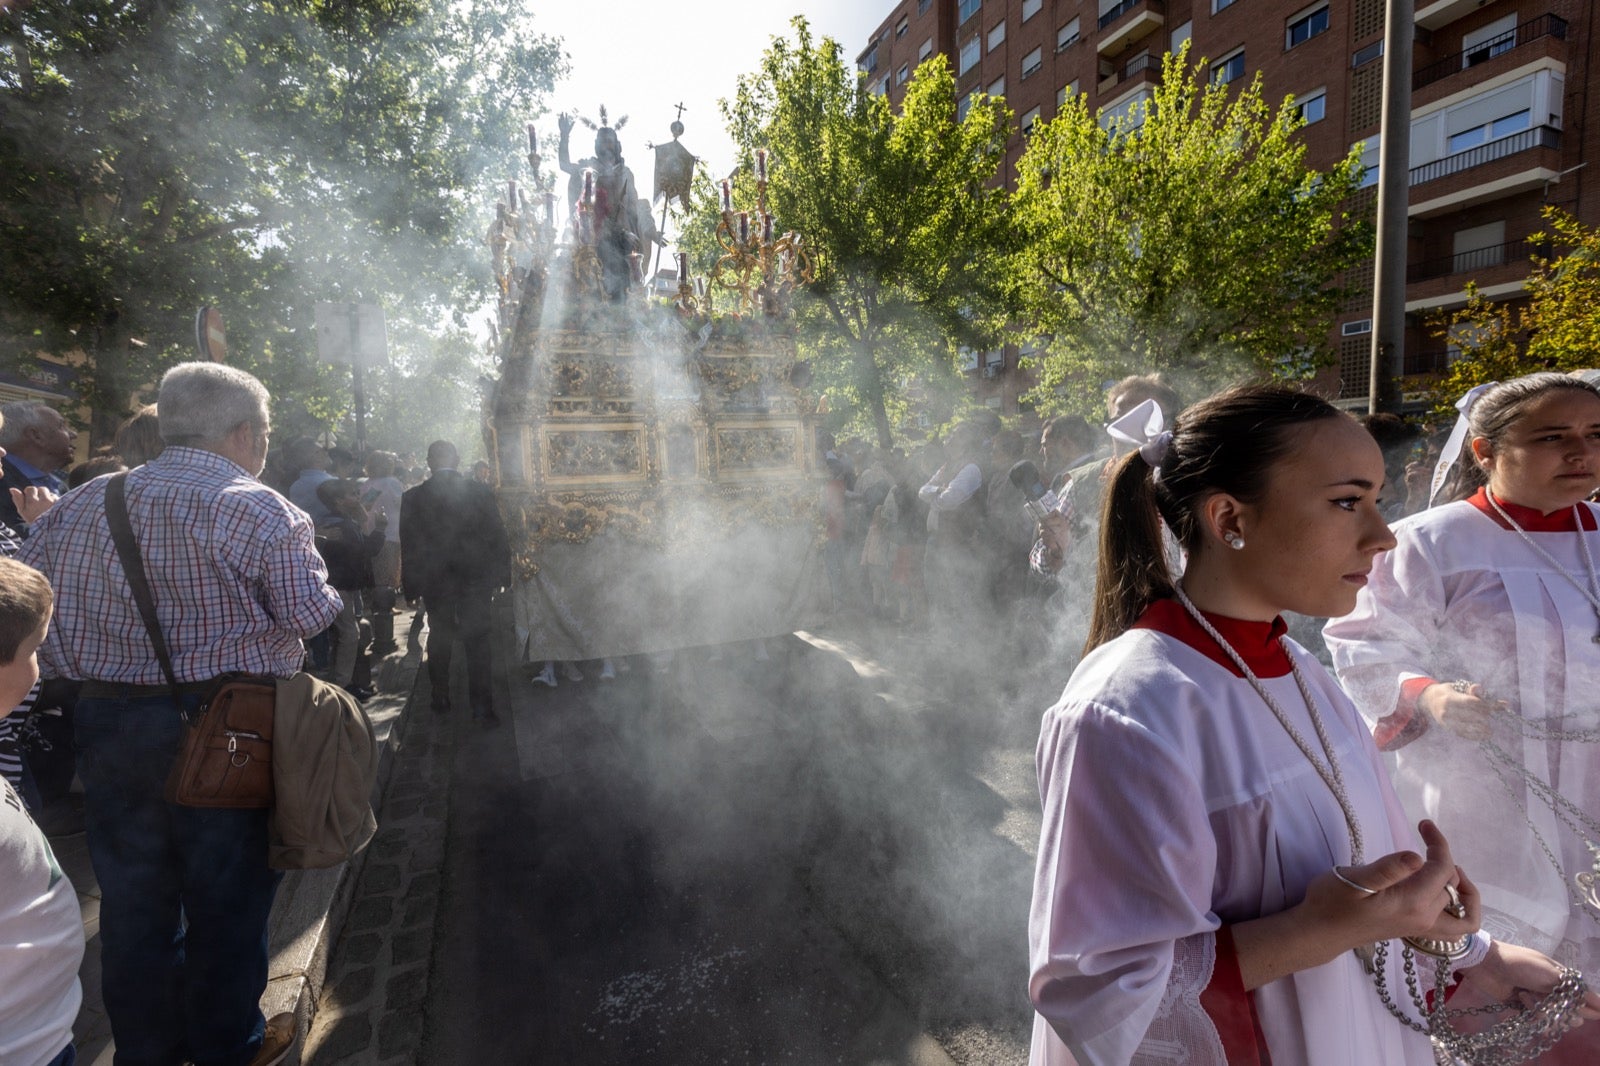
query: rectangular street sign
[{"left": 314, "top": 302, "right": 388, "bottom": 366}]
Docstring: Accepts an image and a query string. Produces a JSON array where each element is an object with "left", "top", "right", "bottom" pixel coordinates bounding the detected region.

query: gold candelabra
[{"left": 704, "top": 149, "right": 814, "bottom": 319}]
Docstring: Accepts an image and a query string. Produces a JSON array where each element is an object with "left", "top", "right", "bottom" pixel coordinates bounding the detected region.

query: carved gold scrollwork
[
  {"left": 716, "top": 427, "right": 797, "bottom": 471},
  {"left": 544, "top": 429, "right": 644, "bottom": 479}
]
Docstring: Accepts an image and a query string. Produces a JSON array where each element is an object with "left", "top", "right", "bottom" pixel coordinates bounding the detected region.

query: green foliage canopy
[
  {"left": 682, "top": 18, "right": 1016, "bottom": 447},
  {"left": 1429, "top": 207, "right": 1600, "bottom": 415},
  {"left": 1010, "top": 45, "right": 1371, "bottom": 413},
  {"left": 0, "top": 0, "right": 564, "bottom": 450}
]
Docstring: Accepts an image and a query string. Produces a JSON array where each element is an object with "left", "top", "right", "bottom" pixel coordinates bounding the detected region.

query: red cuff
[
  {"left": 1199, "top": 925, "right": 1272, "bottom": 1065},
  {"left": 1374, "top": 677, "right": 1436, "bottom": 751}
]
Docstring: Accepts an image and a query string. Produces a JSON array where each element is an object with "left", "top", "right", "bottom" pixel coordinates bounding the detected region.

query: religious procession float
[{"left": 483, "top": 109, "right": 824, "bottom": 661}]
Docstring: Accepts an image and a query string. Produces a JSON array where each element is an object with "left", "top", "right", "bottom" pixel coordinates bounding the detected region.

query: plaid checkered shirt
[{"left": 19, "top": 447, "right": 342, "bottom": 683}]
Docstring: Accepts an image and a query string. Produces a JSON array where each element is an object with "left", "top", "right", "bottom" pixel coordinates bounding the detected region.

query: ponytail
[
  {"left": 1084, "top": 452, "right": 1173, "bottom": 654},
  {"left": 1080, "top": 383, "right": 1347, "bottom": 655}
]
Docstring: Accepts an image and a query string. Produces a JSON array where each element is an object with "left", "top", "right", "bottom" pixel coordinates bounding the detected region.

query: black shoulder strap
[{"left": 104, "top": 473, "right": 182, "bottom": 700}]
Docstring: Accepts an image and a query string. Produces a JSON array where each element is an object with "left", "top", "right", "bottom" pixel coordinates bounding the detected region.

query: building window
[
  {"left": 959, "top": 36, "right": 980, "bottom": 75},
  {"left": 1058, "top": 81, "right": 1079, "bottom": 107},
  {"left": 988, "top": 21, "right": 1006, "bottom": 52},
  {"left": 1296, "top": 88, "right": 1327, "bottom": 125},
  {"left": 862, "top": 44, "right": 879, "bottom": 73},
  {"left": 1022, "top": 0, "right": 1042, "bottom": 21},
  {"left": 1101, "top": 89, "right": 1154, "bottom": 131},
  {"left": 1453, "top": 220, "right": 1507, "bottom": 268},
  {"left": 1352, "top": 40, "right": 1383, "bottom": 68},
  {"left": 919, "top": 0, "right": 932, "bottom": 12},
  {"left": 1463, "top": 14, "right": 1518, "bottom": 68},
  {"left": 1057, "top": 17, "right": 1081, "bottom": 52},
  {"left": 1171, "top": 20, "right": 1192, "bottom": 54},
  {"left": 1357, "top": 139, "right": 1379, "bottom": 187},
  {"left": 896, "top": 16, "right": 909, "bottom": 38},
  {"left": 919, "top": 38, "right": 933, "bottom": 61},
  {"left": 1287, "top": 5, "right": 1330, "bottom": 49},
  {"left": 988, "top": 75, "right": 1006, "bottom": 98},
  {"left": 958, "top": 0, "right": 981, "bottom": 26},
  {"left": 1022, "top": 46, "right": 1043, "bottom": 80},
  {"left": 958, "top": 91, "right": 976, "bottom": 121},
  {"left": 898, "top": 64, "right": 910, "bottom": 85},
  {"left": 1447, "top": 108, "right": 1530, "bottom": 153},
  {"left": 1214, "top": 0, "right": 1237, "bottom": 11},
  {"left": 1211, "top": 49, "right": 1245, "bottom": 85},
  {"left": 1022, "top": 106, "right": 1041, "bottom": 135}
]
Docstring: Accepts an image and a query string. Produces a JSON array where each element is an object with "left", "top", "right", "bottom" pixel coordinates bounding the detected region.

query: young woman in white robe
[
  {"left": 1324, "top": 372, "right": 1600, "bottom": 1062},
  {"left": 1029, "top": 385, "right": 1598, "bottom": 1066}
]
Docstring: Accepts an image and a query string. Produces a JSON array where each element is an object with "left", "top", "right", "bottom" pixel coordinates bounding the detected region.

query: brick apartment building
[{"left": 858, "top": 0, "right": 1599, "bottom": 413}]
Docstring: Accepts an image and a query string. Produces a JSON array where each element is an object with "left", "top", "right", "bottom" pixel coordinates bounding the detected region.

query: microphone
[{"left": 1009, "top": 460, "right": 1064, "bottom": 522}]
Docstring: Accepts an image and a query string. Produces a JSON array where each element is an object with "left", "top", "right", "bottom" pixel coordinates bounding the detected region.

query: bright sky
[{"left": 529, "top": 1, "right": 882, "bottom": 206}]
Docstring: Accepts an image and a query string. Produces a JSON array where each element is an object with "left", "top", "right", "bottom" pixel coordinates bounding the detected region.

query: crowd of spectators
[
  {"left": 0, "top": 380, "right": 500, "bottom": 1066},
  {"left": 816, "top": 378, "right": 1184, "bottom": 655},
  {"left": 821, "top": 375, "right": 1469, "bottom": 676}
]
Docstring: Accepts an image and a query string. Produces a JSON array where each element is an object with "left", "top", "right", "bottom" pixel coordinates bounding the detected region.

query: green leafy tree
[
  {"left": 1428, "top": 207, "right": 1600, "bottom": 413},
  {"left": 681, "top": 18, "right": 1016, "bottom": 447},
  {"left": 1010, "top": 44, "right": 1371, "bottom": 412},
  {"left": 0, "top": 0, "right": 563, "bottom": 445}
]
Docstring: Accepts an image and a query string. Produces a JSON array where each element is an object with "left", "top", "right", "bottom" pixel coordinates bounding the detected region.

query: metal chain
[
  {"left": 1477, "top": 734, "right": 1600, "bottom": 926},
  {"left": 1172, "top": 586, "right": 1589, "bottom": 1063}
]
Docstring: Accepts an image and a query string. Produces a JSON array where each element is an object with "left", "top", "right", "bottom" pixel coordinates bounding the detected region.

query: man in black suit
[{"left": 399, "top": 440, "right": 511, "bottom": 724}]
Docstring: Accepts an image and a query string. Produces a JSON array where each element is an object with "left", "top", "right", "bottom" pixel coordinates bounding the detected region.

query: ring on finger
[{"left": 1444, "top": 882, "right": 1468, "bottom": 920}]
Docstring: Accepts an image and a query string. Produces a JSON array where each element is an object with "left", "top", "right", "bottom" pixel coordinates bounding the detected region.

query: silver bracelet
[{"left": 1331, "top": 866, "right": 1378, "bottom": 896}]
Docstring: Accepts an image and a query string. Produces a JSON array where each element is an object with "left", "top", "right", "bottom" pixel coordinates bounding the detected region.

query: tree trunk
[{"left": 852, "top": 337, "right": 892, "bottom": 448}]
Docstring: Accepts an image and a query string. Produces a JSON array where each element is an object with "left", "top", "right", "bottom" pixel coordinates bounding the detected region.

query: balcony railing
[
  {"left": 1409, "top": 125, "right": 1560, "bottom": 185},
  {"left": 1101, "top": 52, "right": 1163, "bottom": 92},
  {"left": 1408, "top": 239, "right": 1548, "bottom": 283},
  {"left": 1122, "top": 53, "right": 1161, "bottom": 78},
  {"left": 1099, "top": 0, "right": 1160, "bottom": 31},
  {"left": 1414, "top": 14, "right": 1567, "bottom": 92},
  {"left": 1403, "top": 349, "right": 1453, "bottom": 377}
]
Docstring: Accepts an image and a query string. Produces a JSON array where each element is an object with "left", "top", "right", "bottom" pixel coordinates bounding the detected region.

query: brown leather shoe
[{"left": 249, "top": 1013, "right": 297, "bottom": 1066}]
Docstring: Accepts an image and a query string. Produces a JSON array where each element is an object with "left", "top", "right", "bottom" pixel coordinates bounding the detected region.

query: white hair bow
[
  {"left": 1427, "top": 381, "right": 1497, "bottom": 507},
  {"left": 1107, "top": 398, "right": 1172, "bottom": 469}
]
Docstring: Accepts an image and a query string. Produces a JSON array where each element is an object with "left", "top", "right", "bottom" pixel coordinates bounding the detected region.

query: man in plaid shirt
[{"left": 19, "top": 363, "right": 340, "bottom": 1066}]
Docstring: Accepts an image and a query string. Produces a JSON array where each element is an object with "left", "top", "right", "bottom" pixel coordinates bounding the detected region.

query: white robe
[
  {"left": 1325, "top": 499, "right": 1600, "bottom": 972},
  {"left": 1029, "top": 627, "right": 1437, "bottom": 1065}
]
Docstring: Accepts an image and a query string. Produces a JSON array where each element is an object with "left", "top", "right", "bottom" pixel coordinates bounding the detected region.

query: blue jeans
[
  {"left": 46, "top": 1043, "right": 77, "bottom": 1066},
  {"left": 75, "top": 694, "right": 282, "bottom": 1066}
]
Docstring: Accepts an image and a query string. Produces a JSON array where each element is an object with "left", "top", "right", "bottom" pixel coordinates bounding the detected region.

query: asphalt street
[{"left": 413, "top": 625, "right": 1043, "bottom": 1064}]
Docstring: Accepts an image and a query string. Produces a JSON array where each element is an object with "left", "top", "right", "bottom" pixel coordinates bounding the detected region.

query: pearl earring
[{"left": 1226, "top": 533, "right": 1246, "bottom": 550}]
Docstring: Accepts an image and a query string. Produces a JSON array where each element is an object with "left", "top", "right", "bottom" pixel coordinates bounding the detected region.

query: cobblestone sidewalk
[{"left": 302, "top": 666, "right": 453, "bottom": 1066}]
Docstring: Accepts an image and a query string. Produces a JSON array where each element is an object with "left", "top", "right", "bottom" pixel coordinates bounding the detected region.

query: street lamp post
[{"left": 1369, "top": 0, "right": 1414, "bottom": 414}]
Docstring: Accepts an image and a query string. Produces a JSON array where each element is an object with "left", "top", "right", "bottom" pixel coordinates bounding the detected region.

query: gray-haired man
[
  {"left": 20, "top": 362, "right": 341, "bottom": 1066},
  {"left": 0, "top": 401, "right": 76, "bottom": 536}
]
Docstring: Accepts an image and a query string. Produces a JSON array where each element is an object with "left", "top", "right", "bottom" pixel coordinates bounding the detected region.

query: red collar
[
  {"left": 1468, "top": 487, "right": 1598, "bottom": 533},
  {"left": 1132, "top": 598, "right": 1293, "bottom": 679}
]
